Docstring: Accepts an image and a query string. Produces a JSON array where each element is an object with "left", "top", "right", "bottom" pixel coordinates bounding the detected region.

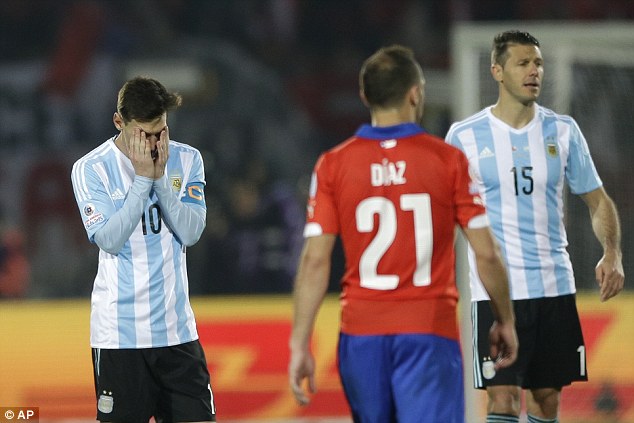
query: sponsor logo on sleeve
[{"left": 82, "top": 203, "right": 104, "bottom": 228}]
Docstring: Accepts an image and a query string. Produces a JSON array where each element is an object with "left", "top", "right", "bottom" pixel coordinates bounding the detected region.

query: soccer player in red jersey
[{"left": 288, "top": 45, "right": 518, "bottom": 423}]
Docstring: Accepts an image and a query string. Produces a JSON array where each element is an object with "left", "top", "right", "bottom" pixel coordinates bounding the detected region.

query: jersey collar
[{"left": 355, "top": 123, "right": 425, "bottom": 140}]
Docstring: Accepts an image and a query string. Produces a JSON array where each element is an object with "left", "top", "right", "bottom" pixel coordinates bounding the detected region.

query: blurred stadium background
[{"left": 0, "top": 1, "right": 632, "bottom": 422}]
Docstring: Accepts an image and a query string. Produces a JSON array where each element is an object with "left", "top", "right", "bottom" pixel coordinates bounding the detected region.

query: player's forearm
[
  {"left": 477, "top": 255, "right": 515, "bottom": 325},
  {"left": 462, "top": 226, "right": 514, "bottom": 324},
  {"left": 93, "top": 176, "right": 152, "bottom": 254},
  {"left": 590, "top": 194, "right": 622, "bottom": 257},
  {"left": 153, "top": 175, "right": 206, "bottom": 246},
  {"left": 290, "top": 248, "right": 331, "bottom": 351}
]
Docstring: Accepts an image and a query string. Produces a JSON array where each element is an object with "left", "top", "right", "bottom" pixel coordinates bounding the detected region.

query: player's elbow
[
  {"left": 92, "top": 231, "right": 122, "bottom": 255},
  {"left": 180, "top": 219, "right": 206, "bottom": 247},
  {"left": 179, "top": 207, "right": 207, "bottom": 247},
  {"left": 181, "top": 231, "right": 202, "bottom": 247},
  {"left": 300, "top": 248, "right": 331, "bottom": 273},
  {"left": 473, "top": 242, "right": 504, "bottom": 268},
  {"left": 97, "top": 240, "right": 123, "bottom": 255}
]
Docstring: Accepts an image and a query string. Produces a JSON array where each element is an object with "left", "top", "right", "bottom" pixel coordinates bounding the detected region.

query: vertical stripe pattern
[
  {"left": 71, "top": 138, "right": 205, "bottom": 348},
  {"left": 446, "top": 105, "right": 602, "bottom": 300}
]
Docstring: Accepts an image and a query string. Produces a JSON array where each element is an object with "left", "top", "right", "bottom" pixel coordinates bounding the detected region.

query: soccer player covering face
[
  {"left": 446, "top": 30, "right": 625, "bottom": 423},
  {"left": 289, "top": 45, "right": 518, "bottom": 423},
  {"left": 71, "top": 77, "right": 216, "bottom": 423}
]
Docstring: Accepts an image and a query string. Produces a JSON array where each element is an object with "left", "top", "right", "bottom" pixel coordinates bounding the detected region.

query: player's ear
[
  {"left": 113, "top": 112, "right": 123, "bottom": 131},
  {"left": 491, "top": 63, "right": 503, "bottom": 83},
  {"left": 407, "top": 85, "right": 420, "bottom": 107},
  {"left": 359, "top": 90, "right": 370, "bottom": 108}
]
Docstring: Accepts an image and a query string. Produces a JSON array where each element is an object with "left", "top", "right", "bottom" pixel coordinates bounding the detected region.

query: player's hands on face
[
  {"left": 289, "top": 347, "right": 316, "bottom": 406},
  {"left": 489, "top": 320, "right": 519, "bottom": 370},
  {"left": 596, "top": 252, "right": 624, "bottom": 302},
  {"left": 153, "top": 126, "right": 169, "bottom": 180},
  {"left": 128, "top": 127, "right": 155, "bottom": 178}
]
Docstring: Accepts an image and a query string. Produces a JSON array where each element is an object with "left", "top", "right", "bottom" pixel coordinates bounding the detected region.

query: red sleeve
[
  {"left": 306, "top": 153, "right": 340, "bottom": 235},
  {"left": 453, "top": 149, "right": 486, "bottom": 228}
]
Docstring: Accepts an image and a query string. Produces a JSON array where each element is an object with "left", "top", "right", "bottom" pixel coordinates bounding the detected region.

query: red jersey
[{"left": 305, "top": 123, "right": 486, "bottom": 340}]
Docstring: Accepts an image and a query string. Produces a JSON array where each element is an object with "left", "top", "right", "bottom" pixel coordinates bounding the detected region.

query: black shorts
[
  {"left": 92, "top": 340, "right": 216, "bottom": 422},
  {"left": 472, "top": 294, "right": 588, "bottom": 390}
]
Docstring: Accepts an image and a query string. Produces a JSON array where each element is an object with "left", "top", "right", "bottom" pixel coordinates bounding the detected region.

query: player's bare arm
[
  {"left": 289, "top": 235, "right": 335, "bottom": 405},
  {"left": 580, "top": 187, "right": 625, "bottom": 301},
  {"left": 462, "top": 225, "right": 518, "bottom": 369}
]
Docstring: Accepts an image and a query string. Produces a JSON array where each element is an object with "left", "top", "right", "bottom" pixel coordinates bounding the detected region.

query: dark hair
[
  {"left": 116, "top": 76, "right": 182, "bottom": 123},
  {"left": 360, "top": 45, "right": 422, "bottom": 109},
  {"left": 491, "top": 30, "right": 540, "bottom": 66}
]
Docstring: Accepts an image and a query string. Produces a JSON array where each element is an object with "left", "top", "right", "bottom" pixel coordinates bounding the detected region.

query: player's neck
[
  {"left": 491, "top": 99, "right": 536, "bottom": 129},
  {"left": 113, "top": 133, "right": 130, "bottom": 159},
  {"left": 371, "top": 108, "right": 416, "bottom": 127}
]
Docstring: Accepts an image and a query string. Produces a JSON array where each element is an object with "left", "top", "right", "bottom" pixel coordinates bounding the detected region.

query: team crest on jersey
[
  {"left": 546, "top": 143, "right": 558, "bottom": 157},
  {"left": 380, "top": 139, "right": 397, "bottom": 149},
  {"left": 170, "top": 175, "right": 182, "bottom": 191}
]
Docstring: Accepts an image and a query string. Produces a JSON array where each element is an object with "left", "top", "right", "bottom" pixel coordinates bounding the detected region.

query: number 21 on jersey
[{"left": 356, "top": 193, "right": 432, "bottom": 290}]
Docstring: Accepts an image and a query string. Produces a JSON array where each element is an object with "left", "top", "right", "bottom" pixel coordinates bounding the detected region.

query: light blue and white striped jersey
[
  {"left": 71, "top": 137, "right": 207, "bottom": 348},
  {"left": 446, "top": 105, "right": 602, "bottom": 301}
]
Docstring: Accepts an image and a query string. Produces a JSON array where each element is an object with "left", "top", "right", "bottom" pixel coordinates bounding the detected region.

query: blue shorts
[{"left": 338, "top": 333, "right": 464, "bottom": 423}]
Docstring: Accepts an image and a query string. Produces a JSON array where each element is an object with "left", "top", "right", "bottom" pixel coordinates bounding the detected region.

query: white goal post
[{"left": 450, "top": 21, "right": 634, "bottom": 422}]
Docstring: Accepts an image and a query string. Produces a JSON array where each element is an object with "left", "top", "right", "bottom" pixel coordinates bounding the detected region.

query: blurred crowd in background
[{"left": 0, "top": 0, "right": 632, "bottom": 298}]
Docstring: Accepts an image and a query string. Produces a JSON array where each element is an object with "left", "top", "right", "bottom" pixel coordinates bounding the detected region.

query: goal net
[{"left": 450, "top": 22, "right": 634, "bottom": 422}]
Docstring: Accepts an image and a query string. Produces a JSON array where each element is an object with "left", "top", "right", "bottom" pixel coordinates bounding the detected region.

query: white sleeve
[
  {"left": 153, "top": 175, "right": 206, "bottom": 246},
  {"left": 93, "top": 176, "right": 153, "bottom": 254}
]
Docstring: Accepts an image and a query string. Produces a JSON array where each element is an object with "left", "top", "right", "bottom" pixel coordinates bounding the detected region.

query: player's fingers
[
  {"left": 489, "top": 344, "right": 499, "bottom": 362},
  {"left": 290, "top": 378, "right": 310, "bottom": 406},
  {"left": 141, "top": 131, "right": 151, "bottom": 157},
  {"left": 601, "top": 275, "right": 624, "bottom": 302},
  {"left": 158, "top": 130, "right": 169, "bottom": 160},
  {"left": 494, "top": 345, "right": 517, "bottom": 370},
  {"left": 135, "top": 129, "right": 147, "bottom": 159},
  {"left": 129, "top": 128, "right": 139, "bottom": 156},
  {"left": 307, "top": 374, "right": 317, "bottom": 395},
  {"left": 595, "top": 266, "right": 605, "bottom": 288},
  {"left": 597, "top": 263, "right": 624, "bottom": 301},
  {"left": 163, "top": 126, "right": 170, "bottom": 145}
]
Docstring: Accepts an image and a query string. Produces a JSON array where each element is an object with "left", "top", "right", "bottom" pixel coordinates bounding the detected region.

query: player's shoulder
[
  {"left": 327, "top": 134, "right": 360, "bottom": 154},
  {"left": 72, "top": 138, "right": 116, "bottom": 173},
  {"left": 446, "top": 108, "right": 491, "bottom": 138},
  {"left": 313, "top": 135, "right": 364, "bottom": 171},
  {"left": 536, "top": 104, "right": 576, "bottom": 125},
  {"left": 536, "top": 105, "right": 586, "bottom": 139},
  {"left": 168, "top": 139, "right": 202, "bottom": 155}
]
